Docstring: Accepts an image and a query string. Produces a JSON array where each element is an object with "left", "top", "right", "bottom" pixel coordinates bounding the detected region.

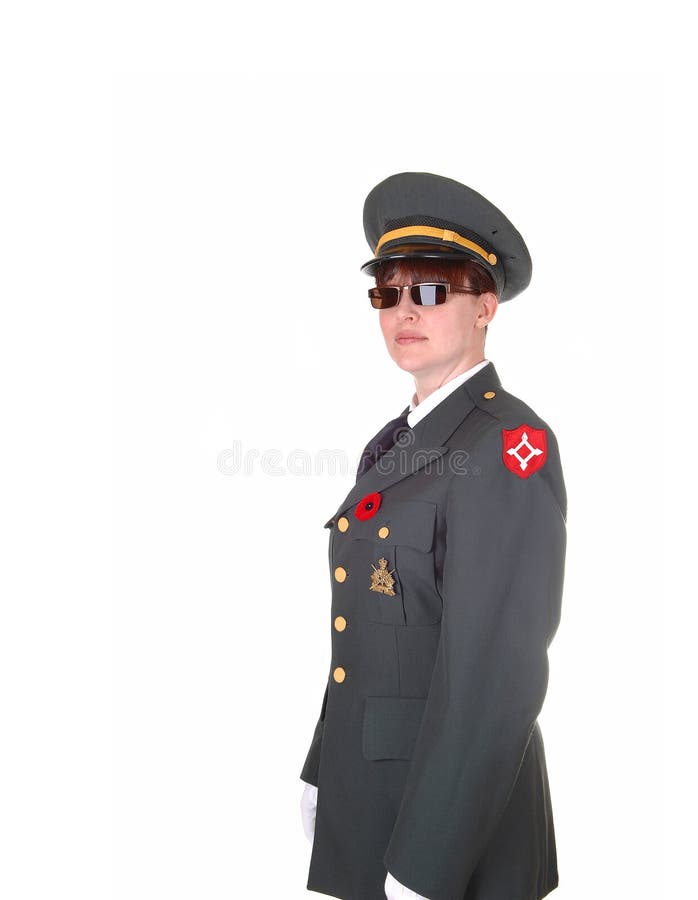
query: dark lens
[
  {"left": 411, "top": 284, "right": 447, "bottom": 306},
  {"left": 369, "top": 287, "right": 399, "bottom": 309}
]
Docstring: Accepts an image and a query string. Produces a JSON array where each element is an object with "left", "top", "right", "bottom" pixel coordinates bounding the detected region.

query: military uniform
[{"left": 299, "top": 174, "right": 568, "bottom": 900}]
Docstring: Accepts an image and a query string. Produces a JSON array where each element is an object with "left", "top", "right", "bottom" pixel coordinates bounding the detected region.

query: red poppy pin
[
  {"left": 355, "top": 492, "right": 381, "bottom": 520},
  {"left": 501, "top": 424, "right": 548, "bottom": 479}
]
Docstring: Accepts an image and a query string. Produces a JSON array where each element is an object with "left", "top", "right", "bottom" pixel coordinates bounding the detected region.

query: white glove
[
  {"left": 385, "top": 870, "right": 429, "bottom": 899},
  {"left": 300, "top": 781, "right": 318, "bottom": 844}
]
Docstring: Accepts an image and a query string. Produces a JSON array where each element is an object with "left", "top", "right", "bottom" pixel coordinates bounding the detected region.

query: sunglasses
[{"left": 368, "top": 282, "right": 482, "bottom": 310}]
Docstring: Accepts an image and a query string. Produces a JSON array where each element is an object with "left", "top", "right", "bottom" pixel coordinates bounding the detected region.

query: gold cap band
[{"left": 374, "top": 225, "right": 497, "bottom": 266}]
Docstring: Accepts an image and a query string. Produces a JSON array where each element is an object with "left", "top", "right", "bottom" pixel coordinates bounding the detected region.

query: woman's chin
[{"left": 390, "top": 347, "right": 434, "bottom": 374}]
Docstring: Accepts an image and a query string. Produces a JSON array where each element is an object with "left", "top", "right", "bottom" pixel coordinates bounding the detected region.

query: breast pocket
[
  {"left": 352, "top": 539, "right": 405, "bottom": 626},
  {"left": 372, "top": 500, "right": 441, "bottom": 626},
  {"left": 351, "top": 499, "right": 440, "bottom": 627}
]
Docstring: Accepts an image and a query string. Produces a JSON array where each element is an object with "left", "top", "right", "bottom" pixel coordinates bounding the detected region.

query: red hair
[{"left": 374, "top": 257, "right": 497, "bottom": 297}]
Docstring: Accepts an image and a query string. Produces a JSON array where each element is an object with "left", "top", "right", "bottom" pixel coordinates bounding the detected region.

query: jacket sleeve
[
  {"left": 383, "top": 424, "right": 567, "bottom": 900},
  {"left": 299, "top": 677, "right": 329, "bottom": 787}
]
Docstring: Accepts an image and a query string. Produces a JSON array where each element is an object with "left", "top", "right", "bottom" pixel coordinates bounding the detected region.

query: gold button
[
  {"left": 334, "top": 616, "right": 347, "bottom": 631},
  {"left": 483, "top": 390, "right": 496, "bottom": 399},
  {"left": 333, "top": 666, "right": 346, "bottom": 683},
  {"left": 378, "top": 525, "right": 390, "bottom": 539},
  {"left": 337, "top": 516, "right": 349, "bottom": 532},
  {"left": 488, "top": 253, "right": 498, "bottom": 265},
  {"left": 334, "top": 566, "right": 347, "bottom": 583}
]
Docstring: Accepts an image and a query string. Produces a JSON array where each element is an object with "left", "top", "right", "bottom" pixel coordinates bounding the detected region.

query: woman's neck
[{"left": 412, "top": 356, "right": 486, "bottom": 407}]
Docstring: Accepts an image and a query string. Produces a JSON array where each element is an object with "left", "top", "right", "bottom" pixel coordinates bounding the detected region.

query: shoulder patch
[{"left": 502, "top": 424, "right": 547, "bottom": 478}]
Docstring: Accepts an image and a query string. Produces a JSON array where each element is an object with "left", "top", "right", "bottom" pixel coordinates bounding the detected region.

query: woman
[{"left": 299, "top": 172, "right": 567, "bottom": 900}]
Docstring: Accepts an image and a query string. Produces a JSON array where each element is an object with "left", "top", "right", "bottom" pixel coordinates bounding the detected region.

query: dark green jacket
[{"left": 300, "top": 361, "right": 567, "bottom": 900}]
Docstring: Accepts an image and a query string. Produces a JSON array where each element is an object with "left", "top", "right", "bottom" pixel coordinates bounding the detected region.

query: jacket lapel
[{"left": 324, "top": 362, "right": 502, "bottom": 527}]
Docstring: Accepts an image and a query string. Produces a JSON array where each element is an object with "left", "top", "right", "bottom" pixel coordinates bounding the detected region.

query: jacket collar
[{"left": 324, "top": 361, "right": 502, "bottom": 526}]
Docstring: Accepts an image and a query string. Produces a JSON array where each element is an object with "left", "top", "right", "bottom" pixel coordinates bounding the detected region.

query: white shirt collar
[{"left": 406, "top": 359, "right": 491, "bottom": 428}]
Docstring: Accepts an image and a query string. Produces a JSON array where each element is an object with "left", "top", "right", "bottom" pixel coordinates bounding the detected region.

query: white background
[{"left": 0, "top": 3, "right": 691, "bottom": 899}]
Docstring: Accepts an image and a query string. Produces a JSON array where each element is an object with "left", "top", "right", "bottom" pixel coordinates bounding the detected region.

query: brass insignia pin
[{"left": 369, "top": 557, "right": 396, "bottom": 596}]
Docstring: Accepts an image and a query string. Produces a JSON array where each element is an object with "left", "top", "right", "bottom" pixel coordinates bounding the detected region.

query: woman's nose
[{"left": 397, "top": 287, "right": 419, "bottom": 317}]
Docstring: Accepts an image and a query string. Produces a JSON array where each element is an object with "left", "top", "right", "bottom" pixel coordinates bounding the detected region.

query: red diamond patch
[{"left": 501, "top": 424, "right": 548, "bottom": 479}]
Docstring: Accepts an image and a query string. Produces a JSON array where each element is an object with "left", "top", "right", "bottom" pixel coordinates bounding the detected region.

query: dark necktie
[{"left": 356, "top": 410, "right": 411, "bottom": 481}]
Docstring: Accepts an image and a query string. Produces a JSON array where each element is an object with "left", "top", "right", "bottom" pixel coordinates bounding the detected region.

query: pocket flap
[
  {"left": 362, "top": 696, "right": 426, "bottom": 761},
  {"left": 336, "top": 499, "right": 437, "bottom": 551},
  {"left": 373, "top": 500, "right": 436, "bottom": 552}
]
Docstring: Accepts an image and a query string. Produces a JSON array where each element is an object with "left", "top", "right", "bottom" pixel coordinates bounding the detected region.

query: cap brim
[{"left": 360, "top": 248, "right": 488, "bottom": 277}]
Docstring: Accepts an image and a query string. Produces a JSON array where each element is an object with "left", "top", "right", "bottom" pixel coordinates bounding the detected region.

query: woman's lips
[{"left": 396, "top": 336, "right": 427, "bottom": 345}]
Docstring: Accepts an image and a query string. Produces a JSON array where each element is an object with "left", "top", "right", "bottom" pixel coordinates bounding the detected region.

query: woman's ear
[{"left": 476, "top": 292, "right": 498, "bottom": 330}]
